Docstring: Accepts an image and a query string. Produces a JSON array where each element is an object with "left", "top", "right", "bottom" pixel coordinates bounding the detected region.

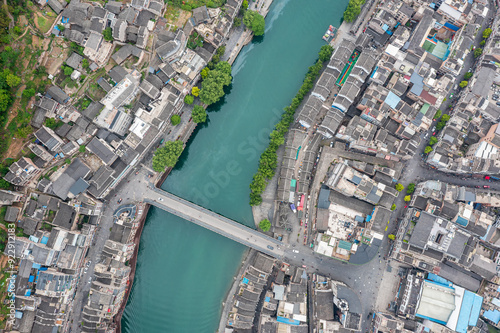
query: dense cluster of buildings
[
  {"left": 2, "top": 0, "right": 245, "bottom": 332},
  {"left": 225, "top": 252, "right": 362, "bottom": 333}
]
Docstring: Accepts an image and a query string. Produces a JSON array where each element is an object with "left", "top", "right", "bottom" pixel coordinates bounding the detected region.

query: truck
[{"left": 290, "top": 203, "right": 297, "bottom": 213}]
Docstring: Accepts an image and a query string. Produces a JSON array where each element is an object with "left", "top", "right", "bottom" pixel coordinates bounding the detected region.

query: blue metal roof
[
  {"left": 277, "top": 316, "right": 300, "bottom": 325},
  {"left": 384, "top": 91, "right": 401, "bottom": 109},
  {"left": 410, "top": 72, "right": 424, "bottom": 96},
  {"left": 426, "top": 274, "right": 453, "bottom": 287},
  {"left": 484, "top": 310, "right": 500, "bottom": 324}
]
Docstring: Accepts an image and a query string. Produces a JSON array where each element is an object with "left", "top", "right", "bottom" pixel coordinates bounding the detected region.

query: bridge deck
[{"left": 144, "top": 187, "right": 285, "bottom": 258}]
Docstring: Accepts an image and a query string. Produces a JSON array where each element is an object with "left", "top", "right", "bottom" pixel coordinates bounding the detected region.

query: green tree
[
  {"left": 388, "top": 234, "right": 396, "bottom": 241},
  {"left": 191, "top": 105, "right": 207, "bottom": 123},
  {"left": 0, "top": 179, "right": 10, "bottom": 189},
  {"left": 250, "top": 192, "right": 262, "bottom": 206},
  {"left": 22, "top": 88, "right": 36, "bottom": 99},
  {"left": 319, "top": 44, "right": 334, "bottom": 62},
  {"left": 102, "top": 27, "right": 113, "bottom": 41},
  {"left": 79, "top": 145, "right": 86, "bottom": 153},
  {"left": 391, "top": 204, "right": 396, "bottom": 211},
  {"left": 436, "top": 121, "right": 446, "bottom": 130},
  {"left": 406, "top": 183, "right": 415, "bottom": 194},
  {"left": 242, "top": 0, "right": 248, "bottom": 10},
  {"left": 0, "top": 90, "right": 11, "bottom": 112},
  {"left": 424, "top": 146, "right": 433, "bottom": 154},
  {"left": 441, "top": 114, "right": 450, "bottom": 122},
  {"left": 404, "top": 195, "right": 411, "bottom": 202},
  {"left": 57, "top": 24, "right": 65, "bottom": 32},
  {"left": 82, "top": 58, "right": 90, "bottom": 69},
  {"left": 184, "top": 95, "right": 194, "bottom": 105},
  {"left": 429, "top": 136, "right": 438, "bottom": 145},
  {"left": 6, "top": 74, "right": 20, "bottom": 88},
  {"left": 65, "top": 158, "right": 71, "bottom": 164},
  {"left": 464, "top": 72, "right": 473, "bottom": 80},
  {"left": 395, "top": 183, "right": 404, "bottom": 192},
  {"left": 16, "top": 126, "right": 32, "bottom": 138},
  {"left": 170, "top": 114, "right": 181, "bottom": 125},
  {"left": 199, "top": 61, "right": 232, "bottom": 105},
  {"left": 459, "top": 80, "right": 468, "bottom": 88},
  {"left": 480, "top": 40, "right": 486, "bottom": 46},
  {"left": 474, "top": 48, "right": 483, "bottom": 58},
  {"left": 200, "top": 67, "right": 210, "bottom": 79},
  {"left": 259, "top": 218, "right": 271, "bottom": 232},
  {"left": 63, "top": 66, "right": 73, "bottom": 76},
  {"left": 233, "top": 17, "right": 241, "bottom": 27},
  {"left": 433, "top": 109, "right": 442, "bottom": 119},
  {"left": 483, "top": 28, "right": 492, "bottom": 39},
  {"left": 243, "top": 10, "right": 265, "bottom": 36},
  {"left": 152, "top": 140, "right": 184, "bottom": 172},
  {"left": 191, "top": 86, "right": 200, "bottom": 97},
  {"left": 343, "top": 0, "right": 365, "bottom": 23}
]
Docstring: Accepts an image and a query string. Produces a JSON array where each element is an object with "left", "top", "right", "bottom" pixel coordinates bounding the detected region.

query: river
[{"left": 121, "top": 1, "right": 348, "bottom": 331}]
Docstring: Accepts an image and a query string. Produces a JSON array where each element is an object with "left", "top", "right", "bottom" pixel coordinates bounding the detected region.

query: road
[{"left": 145, "top": 187, "right": 285, "bottom": 258}]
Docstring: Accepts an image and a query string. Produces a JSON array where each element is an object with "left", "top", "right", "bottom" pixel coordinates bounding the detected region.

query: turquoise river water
[{"left": 122, "top": 1, "right": 349, "bottom": 331}]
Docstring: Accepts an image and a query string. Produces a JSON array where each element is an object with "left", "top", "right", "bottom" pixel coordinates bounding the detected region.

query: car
[
  {"left": 484, "top": 185, "right": 490, "bottom": 188},
  {"left": 117, "top": 198, "right": 122, "bottom": 204},
  {"left": 433, "top": 132, "right": 436, "bottom": 135},
  {"left": 485, "top": 176, "right": 491, "bottom": 180},
  {"left": 267, "top": 245, "right": 274, "bottom": 250},
  {"left": 431, "top": 126, "right": 436, "bottom": 132},
  {"left": 158, "top": 198, "right": 164, "bottom": 201},
  {"left": 292, "top": 249, "right": 299, "bottom": 253},
  {"left": 424, "top": 133, "right": 429, "bottom": 139},
  {"left": 496, "top": 102, "right": 500, "bottom": 106},
  {"left": 404, "top": 205, "right": 408, "bottom": 208}
]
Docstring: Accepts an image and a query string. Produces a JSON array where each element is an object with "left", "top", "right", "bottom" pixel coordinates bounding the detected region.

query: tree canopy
[
  {"left": 259, "top": 219, "right": 271, "bottom": 232},
  {"left": 404, "top": 195, "right": 411, "bottom": 202},
  {"left": 395, "top": 183, "right": 404, "bottom": 192},
  {"left": 243, "top": 10, "right": 265, "bottom": 36},
  {"left": 319, "top": 45, "right": 334, "bottom": 62},
  {"left": 406, "top": 183, "right": 415, "bottom": 194},
  {"left": 191, "top": 105, "right": 207, "bottom": 123},
  {"left": 191, "top": 86, "right": 200, "bottom": 97},
  {"left": 441, "top": 114, "right": 450, "bottom": 122},
  {"left": 459, "top": 80, "right": 468, "bottom": 88},
  {"left": 343, "top": 0, "right": 365, "bottom": 23},
  {"left": 429, "top": 136, "right": 438, "bottom": 145},
  {"left": 170, "top": 114, "right": 181, "bottom": 125},
  {"left": 474, "top": 48, "right": 483, "bottom": 58},
  {"left": 483, "top": 28, "right": 492, "bottom": 39},
  {"left": 464, "top": 72, "right": 473, "bottom": 80},
  {"left": 102, "top": 27, "right": 113, "bottom": 41},
  {"left": 433, "top": 109, "right": 442, "bottom": 120},
  {"left": 152, "top": 140, "right": 184, "bottom": 172},
  {"left": 199, "top": 61, "right": 232, "bottom": 105},
  {"left": 424, "top": 146, "right": 433, "bottom": 154},
  {"left": 184, "top": 94, "right": 194, "bottom": 105}
]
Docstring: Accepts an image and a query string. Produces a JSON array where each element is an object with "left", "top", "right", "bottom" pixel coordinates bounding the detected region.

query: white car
[
  {"left": 292, "top": 250, "right": 299, "bottom": 253},
  {"left": 158, "top": 198, "right": 164, "bottom": 201}
]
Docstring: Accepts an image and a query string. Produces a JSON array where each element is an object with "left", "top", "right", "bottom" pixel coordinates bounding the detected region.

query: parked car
[
  {"left": 431, "top": 126, "right": 436, "bottom": 132},
  {"left": 267, "top": 245, "right": 274, "bottom": 250},
  {"left": 292, "top": 249, "right": 299, "bottom": 253},
  {"left": 484, "top": 185, "right": 490, "bottom": 188},
  {"left": 117, "top": 198, "right": 122, "bottom": 204}
]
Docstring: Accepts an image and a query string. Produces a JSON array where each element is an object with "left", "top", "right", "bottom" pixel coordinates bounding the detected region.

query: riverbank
[
  {"left": 216, "top": 248, "right": 254, "bottom": 332},
  {"left": 113, "top": 203, "right": 150, "bottom": 333}
]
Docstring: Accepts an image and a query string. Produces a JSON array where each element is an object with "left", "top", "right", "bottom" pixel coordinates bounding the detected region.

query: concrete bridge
[{"left": 144, "top": 186, "right": 285, "bottom": 258}]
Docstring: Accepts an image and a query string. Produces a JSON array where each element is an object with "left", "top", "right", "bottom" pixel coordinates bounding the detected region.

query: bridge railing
[{"left": 148, "top": 187, "right": 284, "bottom": 246}]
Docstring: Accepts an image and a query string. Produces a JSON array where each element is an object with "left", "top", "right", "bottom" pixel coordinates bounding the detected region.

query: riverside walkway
[{"left": 144, "top": 186, "right": 285, "bottom": 258}]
